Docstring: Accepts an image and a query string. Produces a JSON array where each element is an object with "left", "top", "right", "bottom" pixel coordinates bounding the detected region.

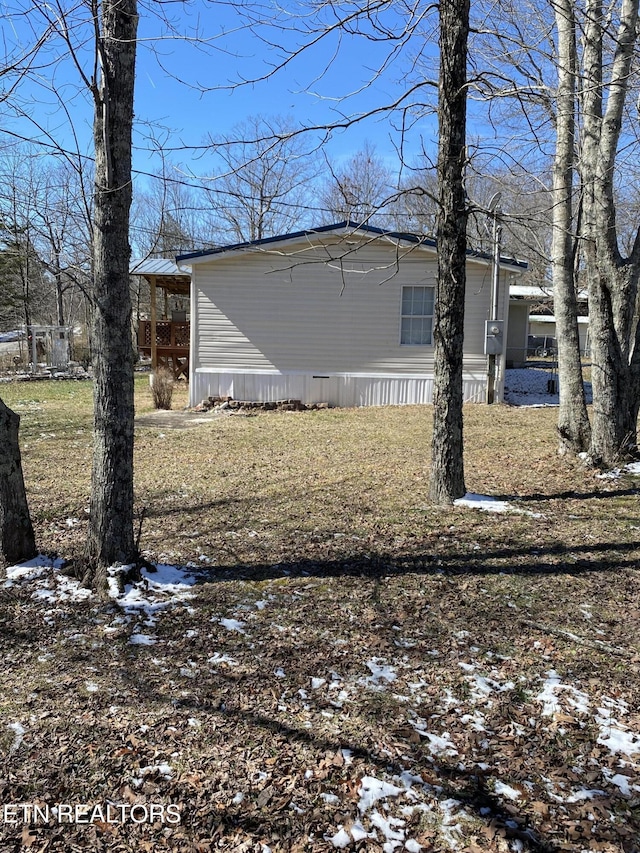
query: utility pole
[{"left": 486, "top": 193, "right": 502, "bottom": 405}]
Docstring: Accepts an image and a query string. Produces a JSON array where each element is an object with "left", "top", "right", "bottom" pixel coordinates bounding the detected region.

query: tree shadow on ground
[
  {"left": 121, "top": 682, "right": 603, "bottom": 853},
  {"left": 188, "top": 537, "right": 640, "bottom": 585},
  {"left": 496, "top": 486, "right": 639, "bottom": 503}
]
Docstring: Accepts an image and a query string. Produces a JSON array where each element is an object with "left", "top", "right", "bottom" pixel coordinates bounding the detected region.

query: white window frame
[{"left": 400, "top": 285, "right": 435, "bottom": 346}]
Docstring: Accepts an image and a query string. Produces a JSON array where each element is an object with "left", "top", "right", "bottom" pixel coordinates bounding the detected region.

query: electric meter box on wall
[{"left": 484, "top": 319, "right": 504, "bottom": 355}]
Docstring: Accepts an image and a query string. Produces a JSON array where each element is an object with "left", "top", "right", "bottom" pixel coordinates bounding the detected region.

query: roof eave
[{"left": 176, "top": 221, "right": 528, "bottom": 272}]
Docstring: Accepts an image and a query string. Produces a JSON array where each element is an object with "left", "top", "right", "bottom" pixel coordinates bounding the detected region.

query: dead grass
[{"left": 1, "top": 377, "right": 640, "bottom": 852}]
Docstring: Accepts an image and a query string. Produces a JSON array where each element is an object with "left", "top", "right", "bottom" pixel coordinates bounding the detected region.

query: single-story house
[
  {"left": 507, "top": 283, "right": 590, "bottom": 365},
  {"left": 173, "top": 222, "right": 527, "bottom": 408}
]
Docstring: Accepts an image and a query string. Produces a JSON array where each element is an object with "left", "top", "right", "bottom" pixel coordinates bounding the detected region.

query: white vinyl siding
[
  {"left": 188, "top": 232, "right": 520, "bottom": 406},
  {"left": 400, "top": 285, "right": 435, "bottom": 345}
]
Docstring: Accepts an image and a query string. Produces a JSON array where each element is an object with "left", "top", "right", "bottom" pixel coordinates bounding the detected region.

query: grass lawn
[{"left": 1, "top": 375, "right": 639, "bottom": 852}]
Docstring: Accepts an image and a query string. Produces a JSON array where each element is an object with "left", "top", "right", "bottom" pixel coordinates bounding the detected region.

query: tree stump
[{"left": 0, "top": 397, "right": 37, "bottom": 575}]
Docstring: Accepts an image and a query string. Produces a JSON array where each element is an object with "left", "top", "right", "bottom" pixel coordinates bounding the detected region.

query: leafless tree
[
  {"left": 29, "top": 157, "right": 93, "bottom": 328},
  {"left": 132, "top": 158, "right": 210, "bottom": 258},
  {"left": 82, "top": 0, "right": 139, "bottom": 582},
  {"left": 319, "top": 141, "right": 394, "bottom": 225},
  {"left": 551, "top": 0, "right": 591, "bottom": 456},
  {"left": 206, "top": 3, "right": 475, "bottom": 501},
  {"left": 203, "top": 115, "right": 320, "bottom": 242},
  {"left": 473, "top": 0, "right": 640, "bottom": 464},
  {"left": 579, "top": 0, "right": 640, "bottom": 464},
  {"left": 429, "top": 0, "right": 470, "bottom": 503},
  {"left": 2, "top": 0, "right": 140, "bottom": 583},
  {"left": 0, "top": 399, "right": 36, "bottom": 571},
  {"left": 0, "top": 154, "right": 54, "bottom": 328},
  {"left": 390, "top": 161, "right": 439, "bottom": 236}
]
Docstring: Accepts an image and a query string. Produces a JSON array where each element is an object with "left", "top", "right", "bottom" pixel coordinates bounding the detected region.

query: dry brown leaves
[{"left": 0, "top": 379, "right": 639, "bottom": 851}]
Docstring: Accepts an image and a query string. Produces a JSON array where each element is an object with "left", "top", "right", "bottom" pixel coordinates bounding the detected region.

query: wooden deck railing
[
  {"left": 138, "top": 320, "right": 189, "bottom": 378},
  {"left": 138, "top": 320, "right": 189, "bottom": 350}
]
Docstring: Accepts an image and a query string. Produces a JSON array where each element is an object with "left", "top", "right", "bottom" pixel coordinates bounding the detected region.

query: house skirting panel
[{"left": 190, "top": 369, "right": 491, "bottom": 408}]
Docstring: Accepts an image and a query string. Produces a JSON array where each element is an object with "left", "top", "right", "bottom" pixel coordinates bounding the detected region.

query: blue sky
[
  {"left": 131, "top": 1, "right": 441, "bottom": 180},
  {"left": 0, "top": 1, "right": 441, "bottom": 184}
]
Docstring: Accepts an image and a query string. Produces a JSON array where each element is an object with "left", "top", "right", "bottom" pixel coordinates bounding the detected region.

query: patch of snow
[
  {"left": 358, "top": 776, "right": 404, "bottom": 813},
  {"left": 7, "top": 722, "right": 25, "bottom": 753},
  {"left": 109, "top": 563, "right": 197, "bottom": 619},
  {"left": 454, "top": 493, "right": 542, "bottom": 518},
  {"left": 219, "top": 617, "right": 246, "bottom": 633},
  {"left": 494, "top": 781, "right": 521, "bottom": 800},
  {"left": 329, "top": 827, "right": 351, "bottom": 849},
  {"left": 454, "top": 493, "right": 512, "bottom": 513},
  {"left": 3, "top": 555, "right": 65, "bottom": 587},
  {"left": 311, "top": 677, "right": 326, "bottom": 689},
  {"left": 180, "top": 666, "right": 198, "bottom": 678},
  {"left": 438, "top": 799, "right": 464, "bottom": 847},
  {"left": 30, "top": 573, "right": 93, "bottom": 604},
  {"left": 85, "top": 681, "right": 99, "bottom": 693},
  {"left": 365, "top": 659, "right": 397, "bottom": 685},
  {"left": 565, "top": 788, "right": 606, "bottom": 803},
  {"left": 409, "top": 717, "right": 459, "bottom": 756},
  {"left": 321, "top": 793, "right": 340, "bottom": 805},
  {"left": 596, "top": 700, "right": 640, "bottom": 757},
  {"left": 536, "top": 670, "right": 590, "bottom": 717},
  {"left": 597, "top": 460, "right": 640, "bottom": 480},
  {"left": 350, "top": 821, "right": 373, "bottom": 842},
  {"left": 601, "top": 770, "right": 639, "bottom": 796},
  {"left": 207, "top": 653, "right": 238, "bottom": 666},
  {"left": 504, "top": 368, "right": 592, "bottom": 407},
  {"left": 369, "top": 810, "right": 405, "bottom": 850},
  {"left": 460, "top": 712, "right": 487, "bottom": 732},
  {"left": 138, "top": 762, "right": 173, "bottom": 779},
  {"left": 129, "top": 633, "right": 157, "bottom": 645}
]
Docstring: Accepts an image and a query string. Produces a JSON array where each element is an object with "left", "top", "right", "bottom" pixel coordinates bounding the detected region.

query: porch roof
[{"left": 130, "top": 258, "right": 191, "bottom": 296}]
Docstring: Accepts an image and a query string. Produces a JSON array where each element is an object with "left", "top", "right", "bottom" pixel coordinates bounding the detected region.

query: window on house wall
[{"left": 400, "top": 285, "right": 435, "bottom": 345}]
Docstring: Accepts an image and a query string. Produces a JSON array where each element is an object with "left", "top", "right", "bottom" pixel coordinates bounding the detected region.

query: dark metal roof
[{"left": 175, "top": 221, "right": 528, "bottom": 271}]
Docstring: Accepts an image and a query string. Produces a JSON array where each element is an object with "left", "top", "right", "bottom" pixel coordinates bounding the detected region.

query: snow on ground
[
  {"left": 108, "top": 562, "right": 197, "bottom": 615},
  {"left": 4, "top": 554, "right": 66, "bottom": 585},
  {"left": 7, "top": 722, "right": 25, "bottom": 754},
  {"left": 3, "top": 555, "right": 91, "bottom": 606},
  {"left": 4, "top": 533, "right": 640, "bottom": 848},
  {"left": 219, "top": 617, "right": 247, "bottom": 633},
  {"left": 454, "top": 492, "right": 543, "bottom": 518},
  {"left": 596, "top": 460, "right": 640, "bottom": 480},
  {"left": 504, "top": 367, "right": 592, "bottom": 407}
]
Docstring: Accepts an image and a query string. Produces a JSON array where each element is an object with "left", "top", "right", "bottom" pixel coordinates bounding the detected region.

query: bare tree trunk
[
  {"left": 84, "top": 0, "right": 138, "bottom": 586},
  {"left": 430, "top": 0, "right": 469, "bottom": 504},
  {"left": 552, "top": 0, "right": 591, "bottom": 455},
  {"left": 580, "top": 0, "right": 640, "bottom": 465},
  {"left": 0, "top": 398, "right": 36, "bottom": 574}
]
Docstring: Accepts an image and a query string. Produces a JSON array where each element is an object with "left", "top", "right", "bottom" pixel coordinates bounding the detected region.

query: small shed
[{"left": 28, "top": 325, "right": 73, "bottom": 371}]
